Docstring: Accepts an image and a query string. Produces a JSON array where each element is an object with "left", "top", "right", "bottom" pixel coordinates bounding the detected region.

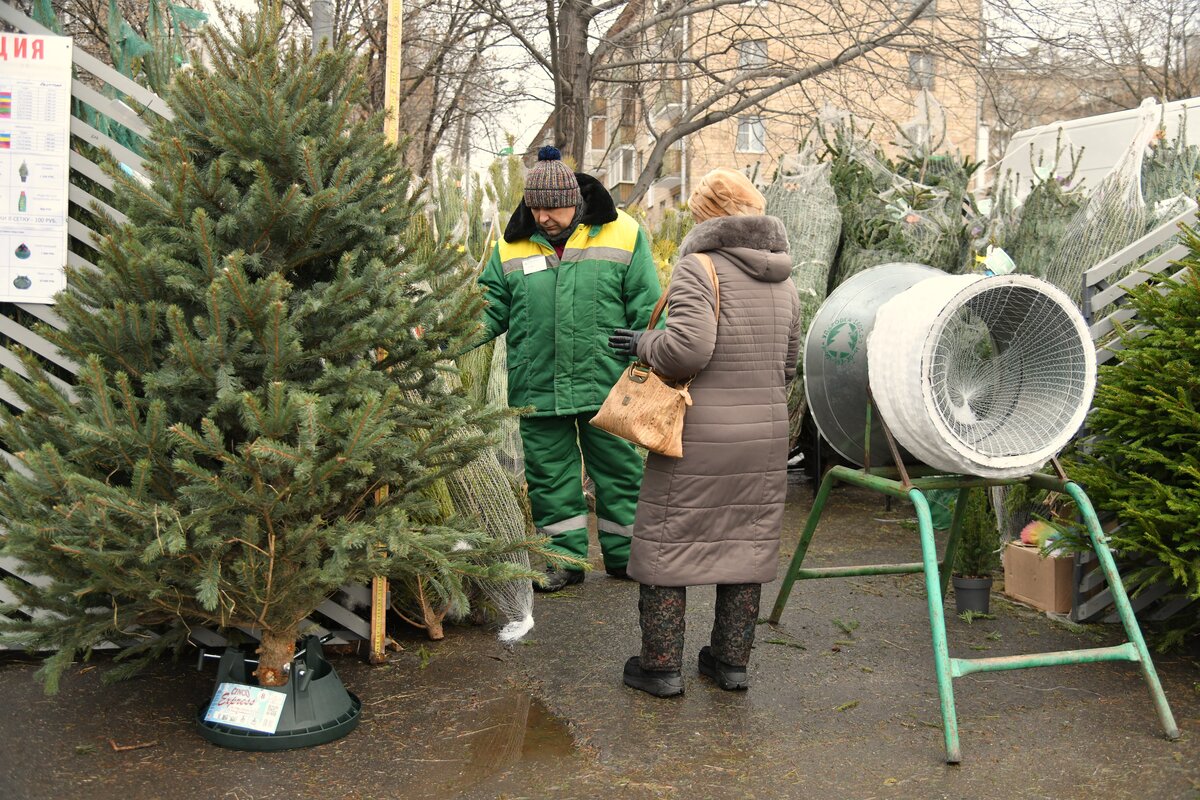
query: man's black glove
[{"left": 608, "top": 328, "right": 643, "bottom": 358}]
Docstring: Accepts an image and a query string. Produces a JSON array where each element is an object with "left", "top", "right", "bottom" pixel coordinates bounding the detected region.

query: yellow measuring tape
[
  {"left": 369, "top": 0, "right": 403, "bottom": 664},
  {"left": 383, "top": 0, "right": 402, "bottom": 145},
  {"left": 369, "top": 487, "right": 390, "bottom": 663}
]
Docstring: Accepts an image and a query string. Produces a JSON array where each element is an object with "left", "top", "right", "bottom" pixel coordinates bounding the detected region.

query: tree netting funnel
[
  {"left": 805, "top": 264, "right": 1096, "bottom": 478},
  {"left": 868, "top": 273, "right": 1096, "bottom": 478}
]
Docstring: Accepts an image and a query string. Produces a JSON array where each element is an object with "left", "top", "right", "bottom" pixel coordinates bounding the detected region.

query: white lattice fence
[{"left": 0, "top": 5, "right": 371, "bottom": 650}]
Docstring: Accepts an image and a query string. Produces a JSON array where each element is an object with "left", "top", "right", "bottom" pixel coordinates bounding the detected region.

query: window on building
[
  {"left": 736, "top": 116, "right": 766, "bottom": 153},
  {"left": 902, "top": 0, "right": 937, "bottom": 17},
  {"left": 660, "top": 21, "right": 685, "bottom": 57},
  {"left": 908, "top": 52, "right": 936, "bottom": 90},
  {"left": 590, "top": 116, "right": 607, "bottom": 150},
  {"left": 737, "top": 39, "right": 768, "bottom": 70},
  {"left": 612, "top": 147, "right": 639, "bottom": 183},
  {"left": 619, "top": 86, "right": 637, "bottom": 128}
]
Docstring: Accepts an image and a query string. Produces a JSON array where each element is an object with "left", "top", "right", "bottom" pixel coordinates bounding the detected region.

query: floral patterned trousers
[{"left": 638, "top": 582, "right": 761, "bottom": 672}]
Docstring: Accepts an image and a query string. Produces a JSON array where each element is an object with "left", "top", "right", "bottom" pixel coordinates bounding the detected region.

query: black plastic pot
[
  {"left": 197, "top": 635, "right": 361, "bottom": 751},
  {"left": 953, "top": 575, "right": 994, "bottom": 615}
]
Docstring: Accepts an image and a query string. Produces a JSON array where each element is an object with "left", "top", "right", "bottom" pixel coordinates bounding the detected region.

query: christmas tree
[
  {"left": 0, "top": 11, "right": 528, "bottom": 691},
  {"left": 1067, "top": 238, "right": 1200, "bottom": 649}
]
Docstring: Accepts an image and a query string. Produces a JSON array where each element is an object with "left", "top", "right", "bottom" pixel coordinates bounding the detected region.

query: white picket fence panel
[{"left": 0, "top": 5, "right": 370, "bottom": 650}]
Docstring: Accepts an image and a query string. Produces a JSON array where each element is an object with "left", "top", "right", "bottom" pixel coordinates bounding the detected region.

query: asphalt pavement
[{"left": 1, "top": 476, "right": 1197, "bottom": 799}]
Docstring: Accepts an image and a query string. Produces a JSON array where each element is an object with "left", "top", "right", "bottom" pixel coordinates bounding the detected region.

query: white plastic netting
[
  {"left": 487, "top": 336, "right": 525, "bottom": 482},
  {"left": 1044, "top": 100, "right": 1160, "bottom": 304},
  {"left": 822, "top": 108, "right": 968, "bottom": 287},
  {"left": 445, "top": 443, "right": 535, "bottom": 643},
  {"left": 868, "top": 273, "right": 1096, "bottom": 478},
  {"left": 764, "top": 154, "right": 842, "bottom": 439},
  {"left": 438, "top": 237, "right": 532, "bottom": 643},
  {"left": 764, "top": 154, "right": 842, "bottom": 330},
  {"left": 438, "top": 347, "right": 533, "bottom": 643},
  {"left": 930, "top": 287, "right": 1090, "bottom": 456},
  {"left": 896, "top": 89, "right": 948, "bottom": 158},
  {"left": 1087, "top": 119, "right": 1200, "bottom": 319}
]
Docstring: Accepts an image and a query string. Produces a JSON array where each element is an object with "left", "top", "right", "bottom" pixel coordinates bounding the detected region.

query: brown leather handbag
[{"left": 589, "top": 253, "right": 719, "bottom": 457}]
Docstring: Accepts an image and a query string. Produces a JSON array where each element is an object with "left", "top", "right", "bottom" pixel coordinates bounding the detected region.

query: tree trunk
[
  {"left": 418, "top": 580, "right": 446, "bottom": 640},
  {"left": 555, "top": 0, "right": 594, "bottom": 165},
  {"left": 256, "top": 629, "right": 297, "bottom": 687}
]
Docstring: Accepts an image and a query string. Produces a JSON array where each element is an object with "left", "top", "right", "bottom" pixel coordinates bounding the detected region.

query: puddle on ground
[{"left": 446, "top": 689, "right": 577, "bottom": 792}]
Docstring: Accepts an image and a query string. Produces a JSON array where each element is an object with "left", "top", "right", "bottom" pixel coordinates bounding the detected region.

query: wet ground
[{"left": 1, "top": 477, "right": 1198, "bottom": 799}]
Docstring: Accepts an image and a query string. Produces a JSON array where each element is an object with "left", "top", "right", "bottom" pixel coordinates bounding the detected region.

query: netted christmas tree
[
  {"left": 397, "top": 158, "right": 545, "bottom": 643},
  {"left": 763, "top": 151, "right": 842, "bottom": 443},
  {"left": 1044, "top": 103, "right": 1158, "bottom": 304},
  {"left": 821, "top": 117, "right": 974, "bottom": 287},
  {"left": 0, "top": 12, "right": 536, "bottom": 691},
  {"left": 987, "top": 146, "right": 1085, "bottom": 281}
]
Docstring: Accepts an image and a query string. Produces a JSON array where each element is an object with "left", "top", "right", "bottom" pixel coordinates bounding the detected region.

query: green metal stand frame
[{"left": 769, "top": 464, "right": 1179, "bottom": 764}]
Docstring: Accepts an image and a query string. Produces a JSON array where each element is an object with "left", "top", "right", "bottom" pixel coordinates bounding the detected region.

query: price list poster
[{"left": 0, "top": 32, "right": 72, "bottom": 304}]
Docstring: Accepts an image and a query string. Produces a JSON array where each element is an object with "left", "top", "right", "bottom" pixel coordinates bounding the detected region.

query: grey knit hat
[{"left": 524, "top": 146, "right": 582, "bottom": 209}]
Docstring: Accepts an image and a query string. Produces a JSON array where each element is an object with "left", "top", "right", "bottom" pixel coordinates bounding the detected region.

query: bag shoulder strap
[
  {"left": 692, "top": 253, "right": 720, "bottom": 321},
  {"left": 646, "top": 252, "right": 721, "bottom": 331}
]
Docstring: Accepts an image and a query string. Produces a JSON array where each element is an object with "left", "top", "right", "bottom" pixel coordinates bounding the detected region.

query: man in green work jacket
[{"left": 477, "top": 146, "right": 662, "bottom": 592}]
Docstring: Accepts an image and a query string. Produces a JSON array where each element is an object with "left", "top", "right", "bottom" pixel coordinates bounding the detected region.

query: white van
[{"left": 992, "top": 96, "right": 1200, "bottom": 203}]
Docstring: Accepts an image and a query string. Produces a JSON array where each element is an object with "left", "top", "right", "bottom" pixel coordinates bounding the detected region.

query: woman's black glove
[{"left": 608, "top": 328, "right": 643, "bottom": 358}]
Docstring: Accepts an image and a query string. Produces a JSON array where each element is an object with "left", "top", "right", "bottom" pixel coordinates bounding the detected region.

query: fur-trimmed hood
[
  {"left": 503, "top": 172, "right": 617, "bottom": 242},
  {"left": 678, "top": 215, "right": 792, "bottom": 283}
]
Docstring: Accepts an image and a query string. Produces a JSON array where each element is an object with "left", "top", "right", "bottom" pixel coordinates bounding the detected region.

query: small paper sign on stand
[{"left": 203, "top": 682, "right": 287, "bottom": 734}]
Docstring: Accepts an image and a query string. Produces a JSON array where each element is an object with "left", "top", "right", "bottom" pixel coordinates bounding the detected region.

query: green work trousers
[{"left": 519, "top": 412, "right": 644, "bottom": 571}]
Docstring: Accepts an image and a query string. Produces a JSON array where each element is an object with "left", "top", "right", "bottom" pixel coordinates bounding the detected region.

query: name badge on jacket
[{"left": 522, "top": 255, "right": 548, "bottom": 275}]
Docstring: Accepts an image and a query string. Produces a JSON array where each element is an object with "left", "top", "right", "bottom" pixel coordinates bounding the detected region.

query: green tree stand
[
  {"left": 197, "top": 635, "right": 360, "bottom": 751},
  {"left": 770, "top": 460, "right": 1179, "bottom": 764}
]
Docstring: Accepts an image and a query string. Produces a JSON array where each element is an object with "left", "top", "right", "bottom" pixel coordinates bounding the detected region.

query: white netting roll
[{"left": 868, "top": 274, "right": 1096, "bottom": 478}]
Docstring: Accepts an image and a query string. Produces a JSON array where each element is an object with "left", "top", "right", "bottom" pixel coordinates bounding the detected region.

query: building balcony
[
  {"left": 607, "top": 181, "right": 637, "bottom": 206},
  {"left": 612, "top": 122, "right": 637, "bottom": 148},
  {"left": 586, "top": 156, "right": 608, "bottom": 179},
  {"left": 651, "top": 81, "right": 684, "bottom": 123},
  {"left": 651, "top": 148, "right": 683, "bottom": 191}
]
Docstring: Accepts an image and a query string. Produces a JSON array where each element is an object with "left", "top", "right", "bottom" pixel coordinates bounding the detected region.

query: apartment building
[{"left": 536, "top": 0, "right": 982, "bottom": 225}]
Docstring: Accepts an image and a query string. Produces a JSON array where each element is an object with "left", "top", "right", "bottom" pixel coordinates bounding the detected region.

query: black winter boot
[
  {"left": 623, "top": 656, "right": 684, "bottom": 697},
  {"left": 698, "top": 646, "right": 749, "bottom": 690},
  {"left": 534, "top": 565, "right": 584, "bottom": 593}
]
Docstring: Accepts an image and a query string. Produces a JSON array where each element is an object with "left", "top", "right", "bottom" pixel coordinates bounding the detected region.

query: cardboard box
[{"left": 1002, "top": 542, "right": 1074, "bottom": 614}]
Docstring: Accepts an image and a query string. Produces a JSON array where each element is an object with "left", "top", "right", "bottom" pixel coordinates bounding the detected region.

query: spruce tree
[
  {"left": 1067, "top": 238, "right": 1200, "bottom": 649},
  {"left": 0, "top": 12, "right": 523, "bottom": 690}
]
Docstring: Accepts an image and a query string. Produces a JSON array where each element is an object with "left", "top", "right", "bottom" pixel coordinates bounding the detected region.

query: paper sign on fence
[{"left": 204, "top": 682, "right": 287, "bottom": 734}]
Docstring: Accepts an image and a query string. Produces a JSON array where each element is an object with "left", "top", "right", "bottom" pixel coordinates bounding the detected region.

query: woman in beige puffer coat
[{"left": 609, "top": 168, "right": 801, "bottom": 697}]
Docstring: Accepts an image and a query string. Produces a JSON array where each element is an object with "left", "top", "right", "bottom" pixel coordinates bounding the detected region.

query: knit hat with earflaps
[
  {"left": 688, "top": 167, "right": 765, "bottom": 222},
  {"left": 524, "top": 146, "right": 583, "bottom": 209}
]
